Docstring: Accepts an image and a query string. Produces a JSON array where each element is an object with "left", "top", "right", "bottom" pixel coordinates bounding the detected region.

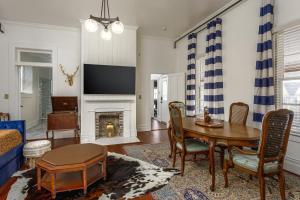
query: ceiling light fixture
[{"left": 85, "top": 0, "right": 124, "bottom": 40}]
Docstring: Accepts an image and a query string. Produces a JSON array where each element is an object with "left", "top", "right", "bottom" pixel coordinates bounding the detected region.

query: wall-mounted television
[{"left": 84, "top": 64, "right": 136, "bottom": 95}]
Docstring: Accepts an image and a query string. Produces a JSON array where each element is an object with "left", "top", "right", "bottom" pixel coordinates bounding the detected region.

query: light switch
[
  {"left": 4, "top": 94, "right": 9, "bottom": 99},
  {"left": 138, "top": 95, "right": 142, "bottom": 99}
]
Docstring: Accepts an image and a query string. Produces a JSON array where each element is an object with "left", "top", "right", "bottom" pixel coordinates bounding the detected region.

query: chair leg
[
  {"left": 193, "top": 154, "right": 196, "bottom": 161},
  {"left": 168, "top": 126, "right": 173, "bottom": 158},
  {"left": 278, "top": 170, "right": 286, "bottom": 200},
  {"left": 223, "top": 160, "right": 229, "bottom": 188},
  {"left": 220, "top": 147, "right": 225, "bottom": 169},
  {"left": 172, "top": 143, "right": 177, "bottom": 168},
  {"left": 181, "top": 152, "right": 186, "bottom": 176},
  {"left": 46, "top": 130, "right": 49, "bottom": 139},
  {"left": 259, "top": 175, "right": 266, "bottom": 200}
]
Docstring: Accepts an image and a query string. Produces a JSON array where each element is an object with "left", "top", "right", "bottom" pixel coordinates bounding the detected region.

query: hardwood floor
[
  {"left": 0, "top": 130, "right": 168, "bottom": 200},
  {"left": 151, "top": 118, "right": 167, "bottom": 130}
]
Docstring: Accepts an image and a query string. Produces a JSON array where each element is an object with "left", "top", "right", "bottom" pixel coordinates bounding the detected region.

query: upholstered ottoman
[{"left": 23, "top": 140, "right": 51, "bottom": 168}]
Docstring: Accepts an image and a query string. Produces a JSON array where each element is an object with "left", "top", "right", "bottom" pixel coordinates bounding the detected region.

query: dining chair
[
  {"left": 0, "top": 112, "right": 10, "bottom": 121},
  {"left": 169, "top": 104, "right": 209, "bottom": 176},
  {"left": 168, "top": 101, "right": 186, "bottom": 158},
  {"left": 223, "top": 109, "right": 294, "bottom": 200},
  {"left": 217, "top": 102, "right": 249, "bottom": 168}
]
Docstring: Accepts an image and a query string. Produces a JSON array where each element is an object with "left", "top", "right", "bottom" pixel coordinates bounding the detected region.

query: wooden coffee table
[{"left": 36, "top": 143, "right": 107, "bottom": 199}]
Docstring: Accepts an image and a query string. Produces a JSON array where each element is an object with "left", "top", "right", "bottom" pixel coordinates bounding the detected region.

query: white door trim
[{"left": 8, "top": 42, "right": 58, "bottom": 120}]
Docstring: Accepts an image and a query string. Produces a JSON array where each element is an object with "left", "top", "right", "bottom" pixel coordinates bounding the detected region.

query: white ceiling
[{"left": 0, "top": 0, "right": 232, "bottom": 38}]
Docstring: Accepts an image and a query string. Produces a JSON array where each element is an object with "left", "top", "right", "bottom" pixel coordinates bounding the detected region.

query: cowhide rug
[{"left": 7, "top": 152, "right": 179, "bottom": 200}]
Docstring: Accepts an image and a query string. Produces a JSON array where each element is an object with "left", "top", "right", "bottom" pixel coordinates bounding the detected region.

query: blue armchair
[{"left": 0, "top": 120, "right": 25, "bottom": 186}]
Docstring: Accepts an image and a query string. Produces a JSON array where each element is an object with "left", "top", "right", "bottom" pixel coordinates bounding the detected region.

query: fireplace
[{"left": 95, "top": 112, "right": 124, "bottom": 139}]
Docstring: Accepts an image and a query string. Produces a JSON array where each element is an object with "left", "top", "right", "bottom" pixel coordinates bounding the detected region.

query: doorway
[
  {"left": 150, "top": 74, "right": 168, "bottom": 130},
  {"left": 16, "top": 48, "right": 53, "bottom": 140}
]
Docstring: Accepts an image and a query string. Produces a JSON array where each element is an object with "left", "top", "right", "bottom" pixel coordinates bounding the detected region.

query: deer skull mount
[{"left": 59, "top": 64, "right": 79, "bottom": 86}]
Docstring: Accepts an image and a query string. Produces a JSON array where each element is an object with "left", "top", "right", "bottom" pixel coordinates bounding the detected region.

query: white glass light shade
[
  {"left": 85, "top": 19, "right": 98, "bottom": 32},
  {"left": 101, "top": 28, "right": 112, "bottom": 40},
  {"left": 111, "top": 21, "right": 124, "bottom": 34}
]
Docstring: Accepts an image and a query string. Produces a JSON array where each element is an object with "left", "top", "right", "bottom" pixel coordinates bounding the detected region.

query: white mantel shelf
[{"left": 83, "top": 95, "right": 136, "bottom": 102}]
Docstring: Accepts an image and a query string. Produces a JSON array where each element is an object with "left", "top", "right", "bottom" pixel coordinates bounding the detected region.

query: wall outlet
[{"left": 4, "top": 94, "right": 9, "bottom": 99}]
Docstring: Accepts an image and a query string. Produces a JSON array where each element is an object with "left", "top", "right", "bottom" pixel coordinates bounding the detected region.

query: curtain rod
[{"left": 173, "top": 0, "right": 244, "bottom": 48}]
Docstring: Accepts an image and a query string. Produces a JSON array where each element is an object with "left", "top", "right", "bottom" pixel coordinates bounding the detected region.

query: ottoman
[{"left": 23, "top": 140, "right": 51, "bottom": 168}]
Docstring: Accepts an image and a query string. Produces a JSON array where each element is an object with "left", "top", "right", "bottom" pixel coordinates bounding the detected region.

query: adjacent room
[{"left": 0, "top": 0, "right": 300, "bottom": 199}]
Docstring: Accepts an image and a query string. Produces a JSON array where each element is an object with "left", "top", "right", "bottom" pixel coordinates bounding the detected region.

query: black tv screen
[{"left": 84, "top": 64, "right": 136, "bottom": 95}]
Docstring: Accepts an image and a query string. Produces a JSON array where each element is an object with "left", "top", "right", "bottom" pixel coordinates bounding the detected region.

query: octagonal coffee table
[{"left": 36, "top": 143, "right": 107, "bottom": 199}]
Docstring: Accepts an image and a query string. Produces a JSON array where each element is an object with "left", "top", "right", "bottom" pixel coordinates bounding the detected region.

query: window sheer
[{"left": 196, "top": 56, "right": 205, "bottom": 115}]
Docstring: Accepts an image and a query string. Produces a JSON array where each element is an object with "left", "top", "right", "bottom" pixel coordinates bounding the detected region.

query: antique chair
[
  {"left": 168, "top": 101, "right": 186, "bottom": 158},
  {"left": 218, "top": 102, "right": 249, "bottom": 168},
  {"left": 47, "top": 96, "right": 79, "bottom": 140},
  {"left": 223, "top": 109, "right": 294, "bottom": 200},
  {"left": 169, "top": 104, "right": 209, "bottom": 176},
  {"left": 0, "top": 112, "right": 10, "bottom": 121}
]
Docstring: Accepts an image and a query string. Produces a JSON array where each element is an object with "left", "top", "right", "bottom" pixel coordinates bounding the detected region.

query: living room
[{"left": 1, "top": 0, "right": 300, "bottom": 199}]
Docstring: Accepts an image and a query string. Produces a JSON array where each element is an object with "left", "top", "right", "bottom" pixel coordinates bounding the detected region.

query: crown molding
[{"left": 0, "top": 19, "right": 80, "bottom": 32}]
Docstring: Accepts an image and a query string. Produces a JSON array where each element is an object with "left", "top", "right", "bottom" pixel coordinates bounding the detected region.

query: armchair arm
[
  {"left": 0, "top": 120, "right": 26, "bottom": 144},
  {"left": 231, "top": 146, "right": 258, "bottom": 155}
]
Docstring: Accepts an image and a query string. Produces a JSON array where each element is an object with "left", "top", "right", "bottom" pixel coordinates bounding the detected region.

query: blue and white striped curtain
[
  {"left": 253, "top": 0, "right": 275, "bottom": 124},
  {"left": 204, "top": 18, "right": 224, "bottom": 119},
  {"left": 186, "top": 33, "right": 197, "bottom": 116}
]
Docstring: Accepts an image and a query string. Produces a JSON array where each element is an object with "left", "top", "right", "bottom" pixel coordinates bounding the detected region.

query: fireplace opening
[{"left": 95, "top": 112, "right": 124, "bottom": 139}]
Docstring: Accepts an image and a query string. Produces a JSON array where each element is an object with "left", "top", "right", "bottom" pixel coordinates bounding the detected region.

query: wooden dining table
[{"left": 181, "top": 117, "right": 260, "bottom": 191}]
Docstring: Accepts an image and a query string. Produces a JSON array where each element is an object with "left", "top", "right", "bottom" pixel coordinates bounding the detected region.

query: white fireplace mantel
[{"left": 80, "top": 23, "right": 138, "bottom": 145}]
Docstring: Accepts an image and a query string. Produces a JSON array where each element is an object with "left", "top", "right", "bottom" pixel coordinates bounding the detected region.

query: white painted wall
[
  {"left": 136, "top": 35, "right": 176, "bottom": 131},
  {"left": 0, "top": 21, "right": 80, "bottom": 119}
]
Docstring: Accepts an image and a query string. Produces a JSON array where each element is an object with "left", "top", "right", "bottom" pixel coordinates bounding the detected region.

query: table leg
[
  {"left": 50, "top": 173, "right": 56, "bottom": 199},
  {"left": 209, "top": 139, "right": 216, "bottom": 191},
  {"left": 102, "top": 157, "right": 107, "bottom": 181},
  {"left": 37, "top": 167, "right": 41, "bottom": 191},
  {"left": 83, "top": 169, "right": 87, "bottom": 195}
]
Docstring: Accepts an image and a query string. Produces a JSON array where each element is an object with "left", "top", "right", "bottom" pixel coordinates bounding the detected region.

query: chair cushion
[
  {"left": 176, "top": 139, "right": 208, "bottom": 152},
  {"left": 0, "top": 130, "right": 22, "bottom": 155},
  {"left": 230, "top": 153, "right": 279, "bottom": 173}
]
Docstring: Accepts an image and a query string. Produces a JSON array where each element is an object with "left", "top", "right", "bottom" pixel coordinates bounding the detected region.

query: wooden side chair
[
  {"left": 0, "top": 112, "right": 10, "bottom": 121},
  {"left": 168, "top": 101, "right": 186, "bottom": 158},
  {"left": 218, "top": 102, "right": 249, "bottom": 168},
  {"left": 223, "top": 109, "right": 294, "bottom": 200},
  {"left": 169, "top": 104, "right": 209, "bottom": 176}
]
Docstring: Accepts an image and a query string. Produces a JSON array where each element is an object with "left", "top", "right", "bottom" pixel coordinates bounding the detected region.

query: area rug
[
  {"left": 124, "top": 143, "right": 300, "bottom": 200},
  {"left": 6, "top": 152, "right": 179, "bottom": 200}
]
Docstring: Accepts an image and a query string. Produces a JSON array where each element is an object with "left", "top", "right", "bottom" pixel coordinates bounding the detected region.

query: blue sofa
[{"left": 0, "top": 120, "right": 25, "bottom": 186}]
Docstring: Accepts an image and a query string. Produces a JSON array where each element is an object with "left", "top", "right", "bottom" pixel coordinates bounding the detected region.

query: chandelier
[{"left": 85, "top": 0, "right": 124, "bottom": 40}]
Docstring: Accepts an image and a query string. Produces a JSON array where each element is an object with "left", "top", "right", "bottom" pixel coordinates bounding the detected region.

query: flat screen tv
[{"left": 84, "top": 64, "right": 136, "bottom": 95}]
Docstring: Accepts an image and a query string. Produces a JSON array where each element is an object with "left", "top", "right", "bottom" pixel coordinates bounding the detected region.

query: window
[
  {"left": 20, "top": 66, "right": 33, "bottom": 94},
  {"left": 275, "top": 24, "right": 300, "bottom": 136},
  {"left": 196, "top": 55, "right": 205, "bottom": 115}
]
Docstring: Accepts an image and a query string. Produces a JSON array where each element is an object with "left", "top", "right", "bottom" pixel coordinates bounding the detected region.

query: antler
[
  {"left": 59, "top": 64, "right": 68, "bottom": 76},
  {"left": 72, "top": 65, "right": 80, "bottom": 76}
]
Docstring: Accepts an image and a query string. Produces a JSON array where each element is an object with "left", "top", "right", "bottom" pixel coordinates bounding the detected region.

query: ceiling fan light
[
  {"left": 85, "top": 19, "right": 98, "bottom": 32},
  {"left": 111, "top": 21, "right": 124, "bottom": 34},
  {"left": 101, "top": 28, "right": 112, "bottom": 40}
]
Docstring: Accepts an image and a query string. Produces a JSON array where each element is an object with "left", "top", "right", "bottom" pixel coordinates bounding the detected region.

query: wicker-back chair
[
  {"left": 229, "top": 102, "right": 249, "bottom": 125},
  {"left": 167, "top": 101, "right": 186, "bottom": 158},
  {"left": 169, "top": 104, "right": 209, "bottom": 176},
  {"left": 0, "top": 113, "right": 10, "bottom": 121},
  {"left": 217, "top": 102, "right": 249, "bottom": 168},
  {"left": 223, "top": 109, "right": 294, "bottom": 200}
]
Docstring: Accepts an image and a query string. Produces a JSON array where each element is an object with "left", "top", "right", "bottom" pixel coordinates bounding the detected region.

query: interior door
[{"left": 160, "top": 75, "right": 168, "bottom": 123}]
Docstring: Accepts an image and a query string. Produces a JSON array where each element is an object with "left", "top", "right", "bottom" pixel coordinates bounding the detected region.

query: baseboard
[
  {"left": 284, "top": 156, "right": 300, "bottom": 175},
  {"left": 137, "top": 123, "right": 151, "bottom": 132}
]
